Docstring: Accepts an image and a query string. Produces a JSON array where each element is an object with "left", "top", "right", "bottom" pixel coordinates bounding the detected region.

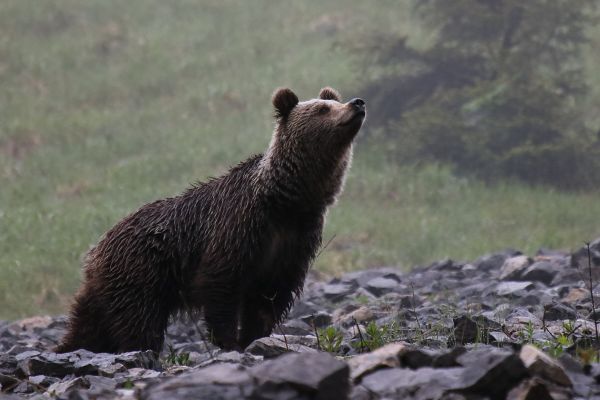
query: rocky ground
[{"left": 2, "top": 240, "right": 600, "bottom": 399}]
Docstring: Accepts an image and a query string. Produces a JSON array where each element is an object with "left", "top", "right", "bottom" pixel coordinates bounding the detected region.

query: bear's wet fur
[{"left": 57, "top": 87, "right": 366, "bottom": 353}]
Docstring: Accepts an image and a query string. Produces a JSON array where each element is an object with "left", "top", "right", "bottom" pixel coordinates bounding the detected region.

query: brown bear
[{"left": 57, "top": 87, "right": 366, "bottom": 353}]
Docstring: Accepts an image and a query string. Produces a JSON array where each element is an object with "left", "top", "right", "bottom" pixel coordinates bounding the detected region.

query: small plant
[
  {"left": 164, "top": 344, "right": 191, "bottom": 366},
  {"left": 517, "top": 321, "right": 535, "bottom": 344},
  {"left": 317, "top": 326, "right": 344, "bottom": 353},
  {"left": 352, "top": 321, "right": 401, "bottom": 352},
  {"left": 122, "top": 379, "right": 134, "bottom": 390},
  {"left": 546, "top": 334, "right": 573, "bottom": 358}
]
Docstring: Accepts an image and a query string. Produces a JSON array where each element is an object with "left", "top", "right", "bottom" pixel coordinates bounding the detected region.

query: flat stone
[
  {"left": 521, "top": 261, "right": 560, "bottom": 285},
  {"left": 10, "top": 316, "right": 53, "bottom": 332},
  {"left": 47, "top": 376, "right": 90, "bottom": 396},
  {"left": 349, "top": 306, "right": 374, "bottom": 323},
  {"left": 347, "top": 342, "right": 409, "bottom": 382},
  {"left": 489, "top": 331, "right": 511, "bottom": 344},
  {"left": 143, "top": 363, "right": 253, "bottom": 400},
  {"left": 250, "top": 352, "right": 350, "bottom": 400},
  {"left": 245, "top": 336, "right": 316, "bottom": 358},
  {"left": 496, "top": 281, "right": 534, "bottom": 296},
  {"left": 0, "top": 353, "right": 17, "bottom": 375},
  {"left": 17, "top": 353, "right": 75, "bottom": 378},
  {"left": 365, "top": 277, "right": 400, "bottom": 296},
  {"left": 276, "top": 319, "right": 313, "bottom": 336},
  {"left": 475, "top": 250, "right": 522, "bottom": 272},
  {"left": 323, "top": 283, "right": 356, "bottom": 301},
  {"left": 360, "top": 367, "right": 463, "bottom": 399},
  {"left": 300, "top": 311, "right": 332, "bottom": 329},
  {"left": 289, "top": 300, "right": 320, "bottom": 319},
  {"left": 520, "top": 344, "right": 572, "bottom": 386},
  {"left": 543, "top": 302, "right": 577, "bottom": 321},
  {"left": 506, "top": 377, "right": 554, "bottom": 400},
  {"left": 15, "top": 351, "right": 41, "bottom": 361},
  {"left": 551, "top": 268, "right": 584, "bottom": 286},
  {"left": 114, "top": 350, "right": 159, "bottom": 370},
  {"left": 499, "top": 256, "right": 532, "bottom": 280},
  {"left": 452, "top": 315, "right": 499, "bottom": 345},
  {"left": 456, "top": 347, "right": 528, "bottom": 399},
  {"left": 561, "top": 288, "right": 588, "bottom": 304},
  {"left": 28, "top": 375, "right": 60, "bottom": 388},
  {"left": 0, "top": 373, "right": 20, "bottom": 392}
]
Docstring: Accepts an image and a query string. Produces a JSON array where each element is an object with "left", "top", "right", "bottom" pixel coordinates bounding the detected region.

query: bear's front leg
[
  {"left": 238, "top": 296, "right": 275, "bottom": 349},
  {"left": 238, "top": 289, "right": 294, "bottom": 349},
  {"left": 200, "top": 283, "right": 241, "bottom": 351}
]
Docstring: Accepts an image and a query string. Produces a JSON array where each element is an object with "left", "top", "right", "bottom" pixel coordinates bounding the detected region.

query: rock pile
[{"left": 1, "top": 239, "right": 600, "bottom": 399}]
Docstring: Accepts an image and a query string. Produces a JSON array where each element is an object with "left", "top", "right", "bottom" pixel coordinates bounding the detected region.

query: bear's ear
[
  {"left": 272, "top": 88, "right": 299, "bottom": 119},
  {"left": 319, "top": 87, "right": 341, "bottom": 102}
]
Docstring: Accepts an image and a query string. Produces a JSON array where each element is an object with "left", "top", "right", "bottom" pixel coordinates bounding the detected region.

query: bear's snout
[{"left": 349, "top": 98, "right": 366, "bottom": 113}]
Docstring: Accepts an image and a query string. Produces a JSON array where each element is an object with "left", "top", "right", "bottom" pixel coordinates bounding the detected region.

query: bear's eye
[{"left": 318, "top": 105, "right": 330, "bottom": 115}]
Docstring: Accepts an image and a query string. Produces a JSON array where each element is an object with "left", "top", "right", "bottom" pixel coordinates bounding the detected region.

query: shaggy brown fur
[{"left": 57, "top": 87, "right": 366, "bottom": 353}]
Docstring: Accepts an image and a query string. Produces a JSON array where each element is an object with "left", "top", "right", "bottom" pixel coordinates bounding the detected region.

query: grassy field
[{"left": 1, "top": 1, "right": 599, "bottom": 319}]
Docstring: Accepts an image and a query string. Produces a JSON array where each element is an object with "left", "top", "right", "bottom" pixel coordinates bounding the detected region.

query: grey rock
[
  {"left": 47, "top": 376, "right": 90, "bottom": 396},
  {"left": 16, "top": 350, "right": 159, "bottom": 379},
  {"left": 452, "top": 315, "right": 500, "bottom": 345},
  {"left": 456, "top": 347, "right": 528, "bottom": 399},
  {"left": 520, "top": 344, "right": 572, "bottom": 386},
  {"left": 300, "top": 311, "right": 332, "bottom": 328},
  {"left": 342, "top": 269, "right": 390, "bottom": 288},
  {"left": 275, "top": 319, "right": 313, "bottom": 336},
  {"left": 323, "top": 282, "right": 356, "bottom": 302},
  {"left": 347, "top": 342, "right": 409, "bottom": 382},
  {"left": 475, "top": 250, "right": 522, "bottom": 272},
  {"left": 537, "top": 247, "right": 569, "bottom": 257},
  {"left": 557, "top": 354, "right": 585, "bottom": 373},
  {"left": 12, "top": 380, "right": 35, "bottom": 394},
  {"left": 401, "top": 348, "right": 435, "bottom": 369},
  {"left": 488, "top": 331, "right": 511, "bottom": 344},
  {"left": 245, "top": 336, "right": 316, "bottom": 358},
  {"left": 506, "top": 378, "right": 554, "bottom": 400},
  {"left": 457, "top": 282, "right": 488, "bottom": 297},
  {"left": 520, "top": 261, "right": 561, "bottom": 285},
  {"left": 365, "top": 277, "right": 401, "bottom": 297},
  {"left": 251, "top": 352, "right": 350, "bottom": 400},
  {"left": 17, "top": 352, "right": 75, "bottom": 377},
  {"left": 86, "top": 375, "right": 119, "bottom": 391},
  {"left": 360, "top": 367, "right": 464, "bottom": 399},
  {"left": 15, "top": 350, "right": 41, "bottom": 361},
  {"left": 0, "top": 372, "right": 20, "bottom": 392},
  {"left": 571, "top": 239, "right": 600, "bottom": 271},
  {"left": 114, "top": 350, "right": 159, "bottom": 370},
  {"left": 289, "top": 300, "right": 321, "bottom": 320},
  {"left": 499, "top": 256, "right": 532, "bottom": 281},
  {"left": 0, "top": 353, "right": 17, "bottom": 376},
  {"left": 516, "top": 294, "right": 541, "bottom": 306},
  {"left": 543, "top": 302, "right": 577, "bottom": 321},
  {"left": 143, "top": 363, "right": 252, "bottom": 400},
  {"left": 28, "top": 375, "right": 60, "bottom": 388},
  {"left": 432, "top": 347, "right": 467, "bottom": 368},
  {"left": 551, "top": 268, "right": 584, "bottom": 286},
  {"left": 495, "top": 281, "right": 534, "bottom": 296},
  {"left": 560, "top": 287, "right": 588, "bottom": 305}
]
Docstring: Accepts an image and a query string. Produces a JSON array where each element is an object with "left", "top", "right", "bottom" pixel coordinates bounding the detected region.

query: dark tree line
[{"left": 361, "top": 0, "right": 599, "bottom": 189}]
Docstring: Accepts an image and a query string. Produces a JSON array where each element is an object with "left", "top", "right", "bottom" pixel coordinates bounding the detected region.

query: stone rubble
[{"left": 1, "top": 239, "right": 600, "bottom": 399}]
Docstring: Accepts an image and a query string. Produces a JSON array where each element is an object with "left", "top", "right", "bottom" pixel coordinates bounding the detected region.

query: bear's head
[
  {"left": 262, "top": 87, "right": 366, "bottom": 206},
  {"left": 271, "top": 87, "right": 366, "bottom": 153}
]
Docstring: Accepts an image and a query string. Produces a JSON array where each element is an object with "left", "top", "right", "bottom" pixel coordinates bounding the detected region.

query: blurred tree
[{"left": 362, "top": 0, "right": 599, "bottom": 188}]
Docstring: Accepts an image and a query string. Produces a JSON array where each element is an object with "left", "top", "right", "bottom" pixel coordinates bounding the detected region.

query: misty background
[{"left": 1, "top": 0, "right": 600, "bottom": 319}]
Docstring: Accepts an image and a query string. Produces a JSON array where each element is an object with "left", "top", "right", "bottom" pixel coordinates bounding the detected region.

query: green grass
[{"left": 1, "top": 0, "right": 599, "bottom": 319}]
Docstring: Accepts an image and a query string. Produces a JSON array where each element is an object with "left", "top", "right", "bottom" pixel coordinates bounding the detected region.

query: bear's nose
[{"left": 349, "top": 98, "right": 366, "bottom": 111}]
